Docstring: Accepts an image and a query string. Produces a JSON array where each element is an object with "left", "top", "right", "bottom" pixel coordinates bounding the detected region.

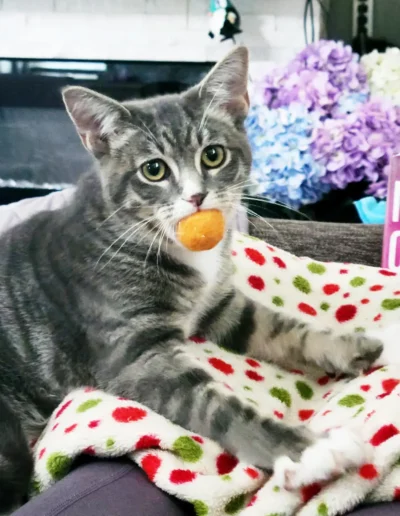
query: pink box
[{"left": 382, "top": 154, "right": 400, "bottom": 269}]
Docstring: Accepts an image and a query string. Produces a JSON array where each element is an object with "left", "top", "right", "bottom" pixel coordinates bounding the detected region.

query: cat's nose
[{"left": 187, "top": 193, "right": 207, "bottom": 207}]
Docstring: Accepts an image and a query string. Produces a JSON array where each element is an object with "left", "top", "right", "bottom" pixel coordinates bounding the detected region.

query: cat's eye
[
  {"left": 201, "top": 145, "right": 226, "bottom": 169},
  {"left": 140, "top": 159, "right": 169, "bottom": 182}
]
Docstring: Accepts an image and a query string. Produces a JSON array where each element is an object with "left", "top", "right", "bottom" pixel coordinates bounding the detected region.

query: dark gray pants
[{"left": 11, "top": 459, "right": 400, "bottom": 516}]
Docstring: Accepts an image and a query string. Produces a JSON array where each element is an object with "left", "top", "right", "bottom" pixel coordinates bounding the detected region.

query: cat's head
[{"left": 62, "top": 46, "right": 251, "bottom": 245}]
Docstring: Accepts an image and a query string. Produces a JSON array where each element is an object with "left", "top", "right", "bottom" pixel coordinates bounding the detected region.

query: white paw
[
  {"left": 273, "top": 428, "right": 370, "bottom": 490},
  {"left": 368, "top": 323, "right": 400, "bottom": 366}
]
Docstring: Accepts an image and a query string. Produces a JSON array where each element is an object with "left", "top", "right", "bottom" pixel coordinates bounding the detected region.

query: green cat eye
[
  {"left": 141, "top": 159, "right": 169, "bottom": 182},
  {"left": 201, "top": 145, "right": 226, "bottom": 169}
]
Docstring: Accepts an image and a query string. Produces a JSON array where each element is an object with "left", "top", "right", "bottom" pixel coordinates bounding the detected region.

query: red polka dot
[
  {"left": 322, "top": 410, "right": 331, "bottom": 416},
  {"left": 394, "top": 487, "right": 400, "bottom": 500},
  {"left": 290, "top": 369, "right": 305, "bottom": 375},
  {"left": 298, "top": 302, "right": 317, "bottom": 316},
  {"left": 39, "top": 448, "right": 46, "bottom": 460},
  {"left": 370, "top": 424, "right": 399, "bottom": 446},
  {"left": 83, "top": 446, "right": 96, "bottom": 456},
  {"left": 374, "top": 314, "right": 382, "bottom": 322},
  {"left": 64, "top": 424, "right": 77, "bottom": 434},
  {"left": 245, "top": 358, "right": 261, "bottom": 368},
  {"left": 361, "top": 298, "right": 370, "bottom": 304},
  {"left": 376, "top": 392, "right": 390, "bottom": 400},
  {"left": 323, "top": 390, "right": 332, "bottom": 399},
  {"left": 55, "top": 400, "right": 72, "bottom": 419},
  {"left": 208, "top": 357, "right": 234, "bottom": 375},
  {"left": 343, "top": 293, "right": 350, "bottom": 299},
  {"left": 245, "top": 247, "right": 266, "bottom": 266},
  {"left": 245, "top": 370, "right": 264, "bottom": 382},
  {"left": 244, "top": 467, "right": 259, "bottom": 479},
  {"left": 170, "top": 469, "right": 197, "bottom": 484},
  {"left": 117, "top": 397, "right": 130, "bottom": 401},
  {"left": 273, "top": 256, "right": 287, "bottom": 269},
  {"left": 52, "top": 423, "right": 59, "bottom": 432},
  {"left": 231, "top": 250, "right": 237, "bottom": 256},
  {"left": 266, "top": 245, "right": 275, "bottom": 252},
  {"left": 394, "top": 291, "right": 400, "bottom": 296},
  {"left": 141, "top": 454, "right": 162, "bottom": 481},
  {"left": 298, "top": 409, "right": 315, "bottom": 421},
  {"left": 360, "top": 385, "right": 371, "bottom": 392},
  {"left": 365, "top": 366, "right": 383, "bottom": 376},
  {"left": 248, "top": 275, "right": 265, "bottom": 291},
  {"left": 223, "top": 383, "right": 233, "bottom": 391},
  {"left": 340, "top": 269, "right": 348, "bottom": 275},
  {"left": 88, "top": 420, "right": 100, "bottom": 429},
  {"left": 112, "top": 406, "right": 147, "bottom": 423},
  {"left": 216, "top": 452, "right": 239, "bottom": 475},
  {"left": 323, "top": 284, "right": 340, "bottom": 295},
  {"left": 370, "top": 285, "right": 383, "bottom": 291},
  {"left": 189, "top": 336, "right": 206, "bottom": 344},
  {"left": 84, "top": 387, "right": 96, "bottom": 393},
  {"left": 359, "top": 464, "right": 378, "bottom": 480},
  {"left": 301, "top": 483, "right": 322, "bottom": 503},
  {"left": 335, "top": 304, "right": 357, "bottom": 323},
  {"left": 379, "top": 269, "right": 397, "bottom": 277},
  {"left": 365, "top": 410, "right": 376, "bottom": 421},
  {"left": 382, "top": 378, "right": 400, "bottom": 394},
  {"left": 274, "top": 410, "right": 284, "bottom": 419},
  {"left": 247, "top": 494, "right": 257, "bottom": 507},
  {"left": 192, "top": 436, "right": 204, "bottom": 444},
  {"left": 317, "top": 376, "right": 330, "bottom": 386},
  {"left": 136, "top": 435, "right": 161, "bottom": 450}
]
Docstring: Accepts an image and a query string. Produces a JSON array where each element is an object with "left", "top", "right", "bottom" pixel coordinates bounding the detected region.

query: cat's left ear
[
  {"left": 62, "top": 86, "right": 131, "bottom": 158},
  {"left": 195, "top": 46, "right": 249, "bottom": 119}
]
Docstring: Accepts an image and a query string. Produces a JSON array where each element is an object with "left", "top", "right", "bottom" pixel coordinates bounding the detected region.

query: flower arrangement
[
  {"left": 361, "top": 48, "right": 400, "bottom": 106},
  {"left": 247, "top": 40, "right": 400, "bottom": 208}
]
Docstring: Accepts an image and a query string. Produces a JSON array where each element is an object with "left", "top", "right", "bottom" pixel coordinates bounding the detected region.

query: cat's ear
[
  {"left": 62, "top": 86, "right": 131, "bottom": 157},
  {"left": 196, "top": 46, "right": 249, "bottom": 119}
]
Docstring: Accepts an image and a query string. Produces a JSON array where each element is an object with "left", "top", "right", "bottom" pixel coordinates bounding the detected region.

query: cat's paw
[
  {"left": 273, "top": 428, "right": 370, "bottom": 490},
  {"left": 345, "top": 336, "right": 383, "bottom": 376}
]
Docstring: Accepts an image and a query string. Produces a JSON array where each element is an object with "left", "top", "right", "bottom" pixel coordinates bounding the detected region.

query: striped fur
[{"left": 0, "top": 47, "right": 383, "bottom": 512}]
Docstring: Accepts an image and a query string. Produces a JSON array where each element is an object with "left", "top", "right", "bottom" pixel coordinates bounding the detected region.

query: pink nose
[{"left": 187, "top": 193, "right": 207, "bottom": 207}]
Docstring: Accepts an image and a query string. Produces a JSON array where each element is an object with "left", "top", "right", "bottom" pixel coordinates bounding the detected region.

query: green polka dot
[
  {"left": 243, "top": 235, "right": 257, "bottom": 241},
  {"left": 265, "top": 513, "right": 285, "bottom": 516},
  {"left": 232, "top": 264, "right": 238, "bottom": 274},
  {"left": 382, "top": 299, "right": 400, "bottom": 310},
  {"left": 307, "top": 262, "right": 326, "bottom": 275},
  {"left": 355, "top": 327, "right": 366, "bottom": 333},
  {"left": 46, "top": 452, "right": 72, "bottom": 480},
  {"left": 296, "top": 381, "right": 314, "bottom": 400},
  {"left": 243, "top": 385, "right": 252, "bottom": 391},
  {"left": 350, "top": 276, "right": 366, "bottom": 287},
  {"left": 106, "top": 438, "right": 115, "bottom": 449},
  {"left": 274, "top": 278, "right": 281, "bottom": 284},
  {"left": 221, "top": 474, "right": 232, "bottom": 481},
  {"left": 270, "top": 387, "right": 292, "bottom": 407},
  {"left": 193, "top": 500, "right": 209, "bottom": 516},
  {"left": 204, "top": 349, "right": 213, "bottom": 354},
  {"left": 293, "top": 275, "right": 311, "bottom": 294},
  {"left": 173, "top": 436, "right": 203, "bottom": 463},
  {"left": 76, "top": 398, "right": 103, "bottom": 413},
  {"left": 380, "top": 367, "right": 388, "bottom": 372},
  {"left": 353, "top": 407, "right": 365, "bottom": 418},
  {"left": 273, "top": 485, "right": 280, "bottom": 492},
  {"left": 30, "top": 478, "right": 42, "bottom": 495},
  {"left": 338, "top": 394, "right": 365, "bottom": 407},
  {"left": 225, "top": 494, "right": 245, "bottom": 514},
  {"left": 320, "top": 302, "right": 330, "bottom": 311},
  {"left": 318, "top": 502, "right": 329, "bottom": 516},
  {"left": 246, "top": 398, "right": 258, "bottom": 405},
  {"left": 272, "top": 296, "right": 284, "bottom": 307},
  {"left": 276, "top": 374, "right": 283, "bottom": 379}
]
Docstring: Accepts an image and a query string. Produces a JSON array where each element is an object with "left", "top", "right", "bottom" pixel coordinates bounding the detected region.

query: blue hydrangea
[
  {"left": 335, "top": 91, "right": 370, "bottom": 115},
  {"left": 245, "top": 103, "right": 330, "bottom": 208}
]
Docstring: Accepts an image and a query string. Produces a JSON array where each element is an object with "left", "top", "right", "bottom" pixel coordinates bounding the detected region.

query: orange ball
[{"left": 177, "top": 209, "right": 225, "bottom": 251}]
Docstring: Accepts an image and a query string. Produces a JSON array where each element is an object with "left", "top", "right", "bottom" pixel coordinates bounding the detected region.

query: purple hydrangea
[
  {"left": 261, "top": 40, "right": 368, "bottom": 117},
  {"left": 311, "top": 99, "right": 400, "bottom": 196},
  {"left": 245, "top": 103, "right": 330, "bottom": 208}
]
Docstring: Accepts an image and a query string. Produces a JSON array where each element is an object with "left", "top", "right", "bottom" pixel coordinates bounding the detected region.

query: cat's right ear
[{"left": 62, "top": 86, "right": 131, "bottom": 158}]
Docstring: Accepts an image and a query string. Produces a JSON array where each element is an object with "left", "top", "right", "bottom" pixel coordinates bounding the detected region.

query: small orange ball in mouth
[{"left": 177, "top": 209, "right": 225, "bottom": 252}]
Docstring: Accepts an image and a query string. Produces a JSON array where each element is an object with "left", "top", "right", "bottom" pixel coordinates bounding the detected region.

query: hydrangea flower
[
  {"left": 362, "top": 48, "right": 400, "bottom": 105},
  {"left": 245, "top": 103, "right": 330, "bottom": 208},
  {"left": 311, "top": 99, "right": 400, "bottom": 196},
  {"left": 260, "top": 40, "right": 368, "bottom": 116}
]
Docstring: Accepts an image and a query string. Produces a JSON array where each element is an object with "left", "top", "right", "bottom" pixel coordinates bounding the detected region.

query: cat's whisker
[
  {"left": 144, "top": 224, "right": 163, "bottom": 270},
  {"left": 240, "top": 195, "right": 310, "bottom": 220}
]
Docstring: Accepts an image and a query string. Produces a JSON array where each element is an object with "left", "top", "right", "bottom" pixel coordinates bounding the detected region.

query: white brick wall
[{"left": 0, "top": 0, "right": 320, "bottom": 64}]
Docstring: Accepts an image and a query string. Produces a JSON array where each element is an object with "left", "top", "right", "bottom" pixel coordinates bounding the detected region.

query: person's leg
[{"left": 12, "top": 459, "right": 194, "bottom": 516}]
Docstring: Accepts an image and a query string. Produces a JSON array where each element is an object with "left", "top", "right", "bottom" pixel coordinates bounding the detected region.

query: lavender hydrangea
[
  {"left": 245, "top": 103, "right": 330, "bottom": 208},
  {"left": 311, "top": 99, "right": 400, "bottom": 196},
  {"left": 261, "top": 40, "right": 368, "bottom": 116}
]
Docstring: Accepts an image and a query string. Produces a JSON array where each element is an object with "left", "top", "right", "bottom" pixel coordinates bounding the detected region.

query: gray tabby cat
[{"left": 0, "top": 47, "right": 384, "bottom": 513}]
